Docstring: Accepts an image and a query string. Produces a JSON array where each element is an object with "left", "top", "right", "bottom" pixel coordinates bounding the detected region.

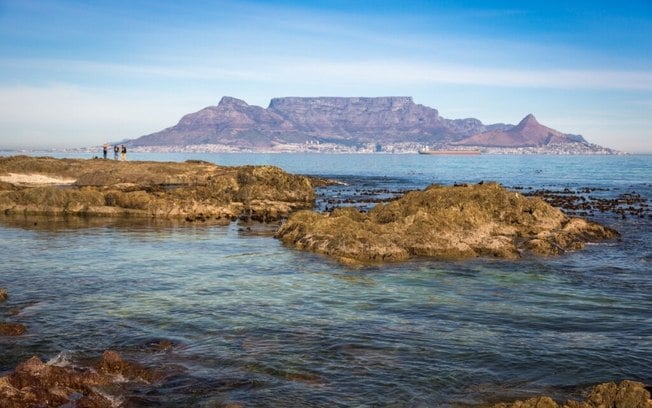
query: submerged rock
[
  {"left": 276, "top": 182, "right": 619, "bottom": 263},
  {"left": 0, "top": 287, "right": 7, "bottom": 301},
  {"left": 491, "top": 380, "right": 652, "bottom": 408},
  {"left": 96, "top": 350, "right": 158, "bottom": 383},
  {"left": 0, "top": 156, "right": 316, "bottom": 222},
  {"left": 0, "top": 351, "right": 158, "bottom": 407},
  {"left": 0, "top": 322, "right": 26, "bottom": 336}
]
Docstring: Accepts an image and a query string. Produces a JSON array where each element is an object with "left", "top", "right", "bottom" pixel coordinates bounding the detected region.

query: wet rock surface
[
  {"left": 0, "top": 156, "right": 317, "bottom": 223},
  {"left": 490, "top": 380, "right": 652, "bottom": 408},
  {"left": 515, "top": 186, "right": 650, "bottom": 220},
  {"left": 1, "top": 350, "right": 648, "bottom": 408},
  {"left": 316, "top": 182, "right": 650, "bottom": 221},
  {"left": 0, "top": 351, "right": 160, "bottom": 408},
  {"left": 0, "top": 288, "right": 27, "bottom": 337},
  {"left": 277, "top": 182, "right": 619, "bottom": 263},
  {"left": 0, "top": 322, "right": 26, "bottom": 336}
]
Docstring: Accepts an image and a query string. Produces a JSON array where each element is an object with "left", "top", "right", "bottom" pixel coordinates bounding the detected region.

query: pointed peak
[
  {"left": 218, "top": 96, "right": 249, "bottom": 108},
  {"left": 519, "top": 113, "right": 538, "bottom": 124},
  {"left": 514, "top": 113, "right": 541, "bottom": 129}
]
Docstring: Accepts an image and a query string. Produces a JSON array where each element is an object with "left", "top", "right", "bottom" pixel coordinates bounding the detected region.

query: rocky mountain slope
[
  {"left": 126, "top": 96, "right": 608, "bottom": 152},
  {"left": 455, "top": 113, "right": 586, "bottom": 147}
]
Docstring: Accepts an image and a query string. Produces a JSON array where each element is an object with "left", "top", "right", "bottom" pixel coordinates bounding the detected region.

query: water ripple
[{"left": 1, "top": 154, "right": 651, "bottom": 406}]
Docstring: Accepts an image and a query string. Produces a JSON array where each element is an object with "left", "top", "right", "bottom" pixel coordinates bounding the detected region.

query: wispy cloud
[
  {"left": 4, "top": 57, "right": 651, "bottom": 92},
  {"left": 276, "top": 60, "right": 652, "bottom": 91},
  {"left": 0, "top": 57, "right": 271, "bottom": 82}
]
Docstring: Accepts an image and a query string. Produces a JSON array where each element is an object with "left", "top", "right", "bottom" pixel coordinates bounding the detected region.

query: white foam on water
[
  {"left": 47, "top": 350, "right": 74, "bottom": 367},
  {"left": 91, "top": 387, "right": 125, "bottom": 408}
]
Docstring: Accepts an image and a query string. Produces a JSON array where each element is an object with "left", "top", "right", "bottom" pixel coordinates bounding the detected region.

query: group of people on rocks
[{"left": 102, "top": 143, "right": 127, "bottom": 161}]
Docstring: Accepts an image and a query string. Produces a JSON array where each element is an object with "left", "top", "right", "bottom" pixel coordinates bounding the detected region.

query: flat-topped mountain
[{"left": 126, "top": 97, "right": 613, "bottom": 153}]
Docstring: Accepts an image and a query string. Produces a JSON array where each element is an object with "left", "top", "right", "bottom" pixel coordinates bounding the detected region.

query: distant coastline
[
  {"left": 110, "top": 142, "right": 625, "bottom": 155},
  {"left": 1, "top": 142, "right": 624, "bottom": 156},
  {"left": 2, "top": 141, "right": 641, "bottom": 156},
  {"left": 121, "top": 96, "right": 623, "bottom": 155}
]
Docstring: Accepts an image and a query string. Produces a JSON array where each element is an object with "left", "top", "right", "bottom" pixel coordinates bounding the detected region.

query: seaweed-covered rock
[
  {"left": 0, "top": 322, "right": 26, "bottom": 336},
  {"left": 0, "top": 287, "right": 7, "bottom": 301},
  {"left": 491, "top": 380, "right": 652, "bottom": 408},
  {"left": 96, "top": 350, "right": 157, "bottom": 382},
  {"left": 0, "top": 156, "right": 316, "bottom": 222},
  {"left": 0, "top": 351, "right": 159, "bottom": 407},
  {"left": 276, "top": 182, "right": 619, "bottom": 263}
]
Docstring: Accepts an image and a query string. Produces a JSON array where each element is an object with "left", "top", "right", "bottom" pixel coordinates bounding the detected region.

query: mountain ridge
[{"left": 126, "top": 96, "right": 612, "bottom": 153}]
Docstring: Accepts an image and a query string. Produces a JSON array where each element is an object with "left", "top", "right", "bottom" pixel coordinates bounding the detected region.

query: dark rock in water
[
  {"left": 2, "top": 356, "right": 106, "bottom": 407},
  {"left": 96, "top": 350, "right": 159, "bottom": 382},
  {"left": 0, "top": 156, "right": 317, "bottom": 222},
  {"left": 143, "top": 338, "right": 176, "bottom": 352},
  {"left": 0, "top": 351, "right": 159, "bottom": 407},
  {"left": 276, "top": 182, "right": 619, "bottom": 264},
  {"left": 0, "top": 287, "right": 7, "bottom": 301},
  {"left": 0, "top": 322, "right": 26, "bottom": 336},
  {"left": 523, "top": 187, "right": 650, "bottom": 219},
  {"left": 491, "top": 380, "right": 652, "bottom": 407}
]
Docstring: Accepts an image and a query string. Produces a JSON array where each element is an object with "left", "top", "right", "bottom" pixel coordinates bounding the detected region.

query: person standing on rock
[
  {"left": 113, "top": 145, "right": 120, "bottom": 160},
  {"left": 102, "top": 143, "right": 109, "bottom": 159},
  {"left": 120, "top": 145, "right": 127, "bottom": 161}
]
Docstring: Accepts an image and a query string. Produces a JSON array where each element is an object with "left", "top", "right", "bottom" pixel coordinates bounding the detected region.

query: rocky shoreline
[
  {"left": 277, "top": 182, "right": 619, "bottom": 264},
  {"left": 0, "top": 156, "right": 623, "bottom": 265},
  {"left": 0, "top": 156, "right": 317, "bottom": 223},
  {"left": 0, "top": 349, "right": 649, "bottom": 407},
  {"left": 489, "top": 381, "right": 651, "bottom": 408},
  {"left": 0, "top": 351, "right": 162, "bottom": 408}
]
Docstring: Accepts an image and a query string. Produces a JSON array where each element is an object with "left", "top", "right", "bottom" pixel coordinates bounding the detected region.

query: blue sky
[{"left": 1, "top": 0, "right": 651, "bottom": 152}]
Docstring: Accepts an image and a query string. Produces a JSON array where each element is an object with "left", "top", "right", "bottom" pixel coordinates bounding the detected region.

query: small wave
[
  {"left": 585, "top": 241, "right": 619, "bottom": 247},
  {"left": 15, "top": 300, "right": 50, "bottom": 316},
  {"left": 91, "top": 387, "right": 125, "bottom": 408},
  {"left": 223, "top": 252, "right": 268, "bottom": 258},
  {"left": 47, "top": 350, "right": 74, "bottom": 367},
  {"left": 108, "top": 373, "right": 130, "bottom": 384}
]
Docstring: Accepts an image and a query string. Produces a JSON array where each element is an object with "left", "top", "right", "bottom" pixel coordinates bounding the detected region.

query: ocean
[{"left": 1, "top": 152, "right": 651, "bottom": 407}]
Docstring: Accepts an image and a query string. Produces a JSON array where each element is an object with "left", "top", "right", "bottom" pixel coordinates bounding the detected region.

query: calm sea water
[{"left": 1, "top": 153, "right": 651, "bottom": 407}]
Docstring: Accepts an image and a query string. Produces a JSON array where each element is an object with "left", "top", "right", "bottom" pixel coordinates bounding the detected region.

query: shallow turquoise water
[{"left": 1, "top": 154, "right": 651, "bottom": 406}]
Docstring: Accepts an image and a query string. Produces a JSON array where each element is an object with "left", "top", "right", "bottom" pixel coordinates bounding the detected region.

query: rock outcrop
[
  {"left": 276, "top": 182, "right": 619, "bottom": 264},
  {"left": 0, "top": 351, "right": 160, "bottom": 407},
  {"left": 491, "top": 380, "right": 652, "bottom": 408},
  {"left": 128, "top": 96, "right": 602, "bottom": 151},
  {"left": 0, "top": 156, "right": 316, "bottom": 223},
  {"left": 1, "top": 353, "right": 647, "bottom": 407},
  {"left": 1, "top": 287, "right": 27, "bottom": 336},
  {"left": 0, "top": 322, "right": 26, "bottom": 336}
]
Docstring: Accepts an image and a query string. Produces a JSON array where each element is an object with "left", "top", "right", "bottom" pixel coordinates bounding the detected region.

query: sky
[{"left": 0, "top": 0, "right": 651, "bottom": 152}]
